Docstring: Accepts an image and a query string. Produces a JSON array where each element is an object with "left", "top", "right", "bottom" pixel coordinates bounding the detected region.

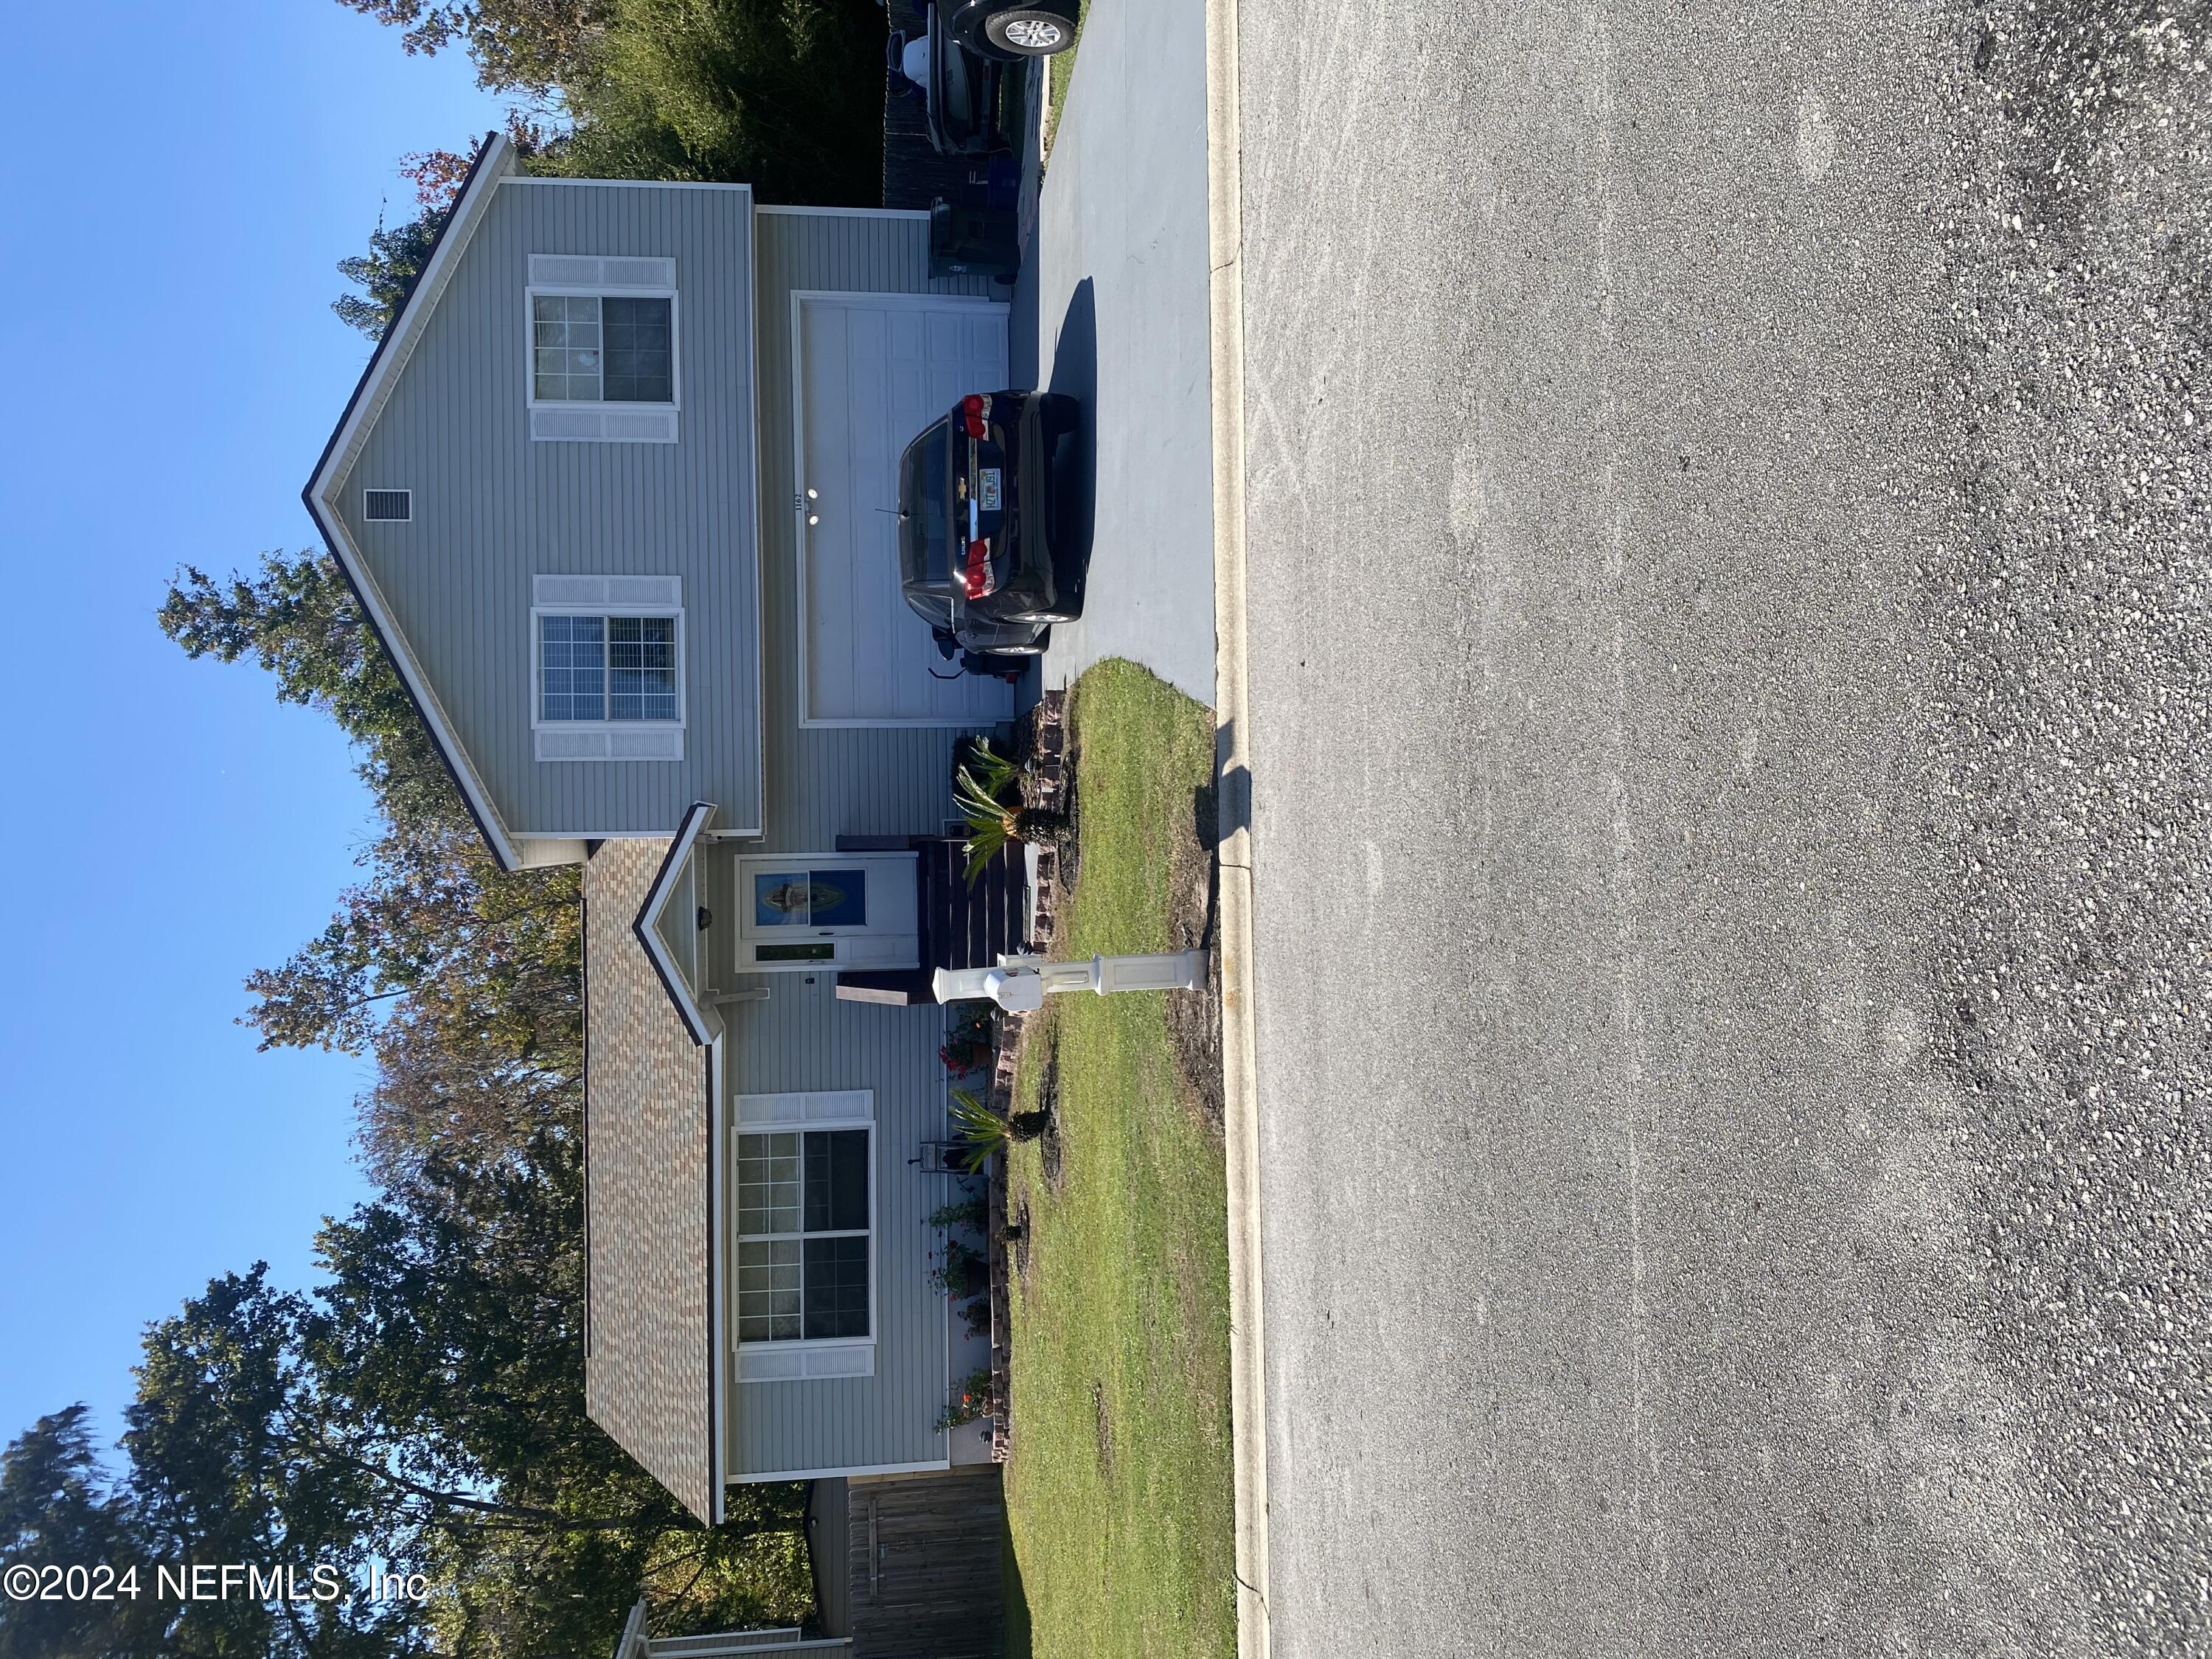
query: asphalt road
[{"left": 1234, "top": 1, "right": 2212, "bottom": 1655}]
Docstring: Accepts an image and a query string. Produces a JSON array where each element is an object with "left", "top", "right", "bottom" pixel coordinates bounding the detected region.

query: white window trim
[
  {"left": 731, "top": 1092, "right": 877, "bottom": 1382},
  {"left": 529, "top": 581, "right": 686, "bottom": 762},
  {"left": 525, "top": 279, "right": 683, "bottom": 417},
  {"left": 361, "top": 487, "right": 412, "bottom": 523}
]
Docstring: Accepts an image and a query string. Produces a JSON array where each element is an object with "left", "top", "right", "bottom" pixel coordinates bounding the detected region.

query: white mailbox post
[{"left": 933, "top": 950, "right": 1210, "bottom": 1010}]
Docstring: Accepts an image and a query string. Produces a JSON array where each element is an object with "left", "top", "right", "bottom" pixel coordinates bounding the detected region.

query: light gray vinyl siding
[
  {"left": 717, "top": 981, "right": 955, "bottom": 1477},
  {"left": 333, "top": 178, "right": 763, "bottom": 837},
  {"left": 751, "top": 209, "right": 999, "bottom": 848},
  {"left": 719, "top": 210, "right": 1003, "bottom": 1477}
]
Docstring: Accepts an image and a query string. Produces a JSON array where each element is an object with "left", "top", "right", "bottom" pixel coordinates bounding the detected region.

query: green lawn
[
  {"left": 1043, "top": 0, "right": 1093, "bottom": 159},
  {"left": 1001, "top": 659, "right": 1235, "bottom": 1659}
]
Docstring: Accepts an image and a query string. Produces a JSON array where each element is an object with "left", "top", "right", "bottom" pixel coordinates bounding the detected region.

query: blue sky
[{"left": 0, "top": 2, "right": 507, "bottom": 1455}]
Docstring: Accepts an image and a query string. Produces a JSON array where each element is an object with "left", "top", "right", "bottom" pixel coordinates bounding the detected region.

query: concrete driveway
[{"left": 1008, "top": 0, "right": 1216, "bottom": 706}]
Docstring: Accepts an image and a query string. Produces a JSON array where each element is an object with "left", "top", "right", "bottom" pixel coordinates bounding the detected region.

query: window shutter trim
[
  {"left": 529, "top": 254, "right": 676, "bottom": 289},
  {"left": 533, "top": 575, "right": 681, "bottom": 608},
  {"left": 734, "top": 1090, "right": 873, "bottom": 1127},
  {"left": 534, "top": 728, "right": 684, "bottom": 762},
  {"left": 530, "top": 406, "right": 678, "bottom": 444},
  {"left": 734, "top": 1345, "right": 875, "bottom": 1382}
]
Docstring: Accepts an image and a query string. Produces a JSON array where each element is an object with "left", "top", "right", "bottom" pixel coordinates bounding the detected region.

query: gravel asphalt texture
[{"left": 1232, "top": 2, "right": 2212, "bottom": 1654}]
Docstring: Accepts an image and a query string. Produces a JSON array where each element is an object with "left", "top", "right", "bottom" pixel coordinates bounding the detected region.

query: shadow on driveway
[{"left": 1046, "top": 276, "right": 1098, "bottom": 613}]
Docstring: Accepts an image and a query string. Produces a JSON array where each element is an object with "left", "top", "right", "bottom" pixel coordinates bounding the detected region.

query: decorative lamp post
[{"left": 933, "top": 950, "right": 1210, "bottom": 1011}]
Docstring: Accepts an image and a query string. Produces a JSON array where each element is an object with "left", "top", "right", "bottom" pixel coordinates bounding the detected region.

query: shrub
[
  {"left": 928, "top": 1194, "right": 990, "bottom": 1233},
  {"left": 930, "top": 1237, "right": 988, "bottom": 1300},
  {"left": 936, "top": 1367, "right": 997, "bottom": 1432},
  {"left": 939, "top": 1006, "right": 995, "bottom": 1075}
]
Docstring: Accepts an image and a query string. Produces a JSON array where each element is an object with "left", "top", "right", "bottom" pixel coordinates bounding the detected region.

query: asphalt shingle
[{"left": 582, "top": 838, "right": 715, "bottom": 1523}]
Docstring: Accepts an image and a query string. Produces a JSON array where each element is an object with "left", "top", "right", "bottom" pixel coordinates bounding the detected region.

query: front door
[{"left": 734, "top": 854, "right": 919, "bottom": 972}]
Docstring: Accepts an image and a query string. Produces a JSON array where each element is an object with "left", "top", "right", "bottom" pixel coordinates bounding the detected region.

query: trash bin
[{"left": 929, "top": 196, "right": 1020, "bottom": 282}]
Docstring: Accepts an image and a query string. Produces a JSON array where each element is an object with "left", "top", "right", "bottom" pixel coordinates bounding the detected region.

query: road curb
[{"left": 1204, "top": 0, "right": 1270, "bottom": 1650}]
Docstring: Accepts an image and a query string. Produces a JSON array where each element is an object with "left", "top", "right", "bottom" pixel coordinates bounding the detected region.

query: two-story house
[{"left": 304, "top": 131, "right": 1031, "bottom": 1540}]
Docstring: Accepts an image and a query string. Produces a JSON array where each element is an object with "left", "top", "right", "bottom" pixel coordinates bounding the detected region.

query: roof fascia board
[
  {"left": 313, "top": 133, "right": 515, "bottom": 493},
  {"left": 308, "top": 503, "right": 520, "bottom": 871},
  {"left": 303, "top": 132, "right": 521, "bottom": 872},
  {"left": 634, "top": 801, "right": 723, "bottom": 1048},
  {"left": 503, "top": 175, "right": 757, "bottom": 193},
  {"left": 707, "top": 1030, "right": 728, "bottom": 1526}
]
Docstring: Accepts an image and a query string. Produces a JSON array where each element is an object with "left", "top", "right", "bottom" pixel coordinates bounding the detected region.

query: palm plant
[
  {"left": 950, "top": 1087, "right": 1049, "bottom": 1174},
  {"left": 953, "top": 738, "right": 1068, "bottom": 886}
]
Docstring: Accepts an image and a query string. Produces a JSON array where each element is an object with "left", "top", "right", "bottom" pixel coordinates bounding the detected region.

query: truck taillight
[{"left": 961, "top": 393, "right": 990, "bottom": 439}]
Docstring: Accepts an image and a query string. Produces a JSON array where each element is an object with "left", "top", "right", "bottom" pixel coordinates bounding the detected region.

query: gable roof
[
  {"left": 634, "top": 802, "right": 723, "bottom": 1048},
  {"left": 302, "top": 131, "right": 525, "bottom": 872},
  {"left": 583, "top": 834, "right": 724, "bottom": 1524}
]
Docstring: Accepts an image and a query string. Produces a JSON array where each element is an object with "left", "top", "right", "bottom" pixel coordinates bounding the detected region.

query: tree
[
  {"left": 333, "top": 212, "right": 447, "bottom": 339},
  {"left": 333, "top": 0, "right": 886, "bottom": 206},
  {"left": 0, "top": 1167, "right": 811, "bottom": 1659},
  {"left": 538, "top": 0, "right": 885, "bottom": 205},
  {"left": 124, "top": 1271, "right": 415, "bottom": 1659},
  {"left": 333, "top": 0, "right": 607, "bottom": 95},
  {"left": 159, "top": 554, "right": 582, "bottom": 1102},
  {"left": 142, "top": 551, "right": 816, "bottom": 1653},
  {"left": 0, "top": 1409, "right": 161, "bottom": 1659}
]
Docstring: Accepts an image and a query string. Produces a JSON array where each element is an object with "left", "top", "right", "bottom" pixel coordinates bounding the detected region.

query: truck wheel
[{"left": 984, "top": 7, "right": 1075, "bottom": 55}]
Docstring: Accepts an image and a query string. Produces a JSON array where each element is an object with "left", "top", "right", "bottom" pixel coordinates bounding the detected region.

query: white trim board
[
  {"left": 733, "top": 1458, "right": 951, "bottom": 1484},
  {"left": 305, "top": 133, "right": 521, "bottom": 869},
  {"left": 501, "top": 175, "right": 759, "bottom": 194},
  {"left": 515, "top": 824, "right": 765, "bottom": 842},
  {"left": 632, "top": 801, "right": 720, "bottom": 1047},
  {"left": 707, "top": 1033, "right": 728, "bottom": 1528},
  {"left": 742, "top": 195, "right": 768, "bottom": 874},
  {"left": 756, "top": 204, "right": 931, "bottom": 221}
]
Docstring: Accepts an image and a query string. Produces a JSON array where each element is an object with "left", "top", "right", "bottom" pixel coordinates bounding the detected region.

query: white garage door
[{"left": 796, "top": 293, "right": 1015, "bottom": 725}]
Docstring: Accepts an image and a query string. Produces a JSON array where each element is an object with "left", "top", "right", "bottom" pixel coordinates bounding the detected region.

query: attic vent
[{"left": 363, "top": 490, "right": 411, "bottom": 522}]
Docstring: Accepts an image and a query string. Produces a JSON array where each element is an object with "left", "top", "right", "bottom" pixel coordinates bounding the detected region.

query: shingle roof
[{"left": 584, "top": 838, "right": 717, "bottom": 1523}]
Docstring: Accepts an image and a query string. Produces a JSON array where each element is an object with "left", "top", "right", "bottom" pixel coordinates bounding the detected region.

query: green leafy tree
[
  {"left": 333, "top": 212, "right": 446, "bottom": 339},
  {"left": 158, "top": 554, "right": 582, "bottom": 1100},
  {"left": 335, "top": 0, "right": 885, "bottom": 206},
  {"left": 125, "top": 1270, "right": 418, "bottom": 1658},
  {"left": 135, "top": 551, "right": 816, "bottom": 1654},
  {"left": 540, "top": 0, "right": 885, "bottom": 205},
  {"left": 0, "top": 1409, "right": 162, "bottom": 1659},
  {"left": 333, "top": 0, "right": 607, "bottom": 95}
]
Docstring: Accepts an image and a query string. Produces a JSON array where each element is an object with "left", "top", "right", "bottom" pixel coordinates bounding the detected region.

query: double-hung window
[
  {"left": 733, "top": 1110, "right": 875, "bottom": 1382},
  {"left": 526, "top": 255, "right": 678, "bottom": 442},
  {"left": 541, "top": 615, "right": 677, "bottom": 721},
  {"left": 731, "top": 1092, "right": 875, "bottom": 1380},
  {"left": 531, "top": 575, "right": 684, "bottom": 761}
]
